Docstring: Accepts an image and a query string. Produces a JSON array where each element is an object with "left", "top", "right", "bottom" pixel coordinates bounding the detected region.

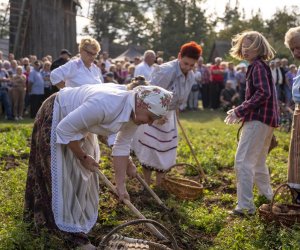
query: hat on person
[
  {"left": 60, "top": 49, "right": 72, "bottom": 56},
  {"left": 105, "top": 72, "right": 114, "bottom": 78},
  {"left": 238, "top": 63, "right": 247, "bottom": 68},
  {"left": 135, "top": 85, "right": 173, "bottom": 117}
]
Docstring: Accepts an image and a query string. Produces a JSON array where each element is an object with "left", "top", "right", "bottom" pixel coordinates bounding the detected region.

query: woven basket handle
[
  {"left": 270, "top": 183, "right": 295, "bottom": 214},
  {"left": 99, "top": 219, "right": 179, "bottom": 250},
  {"left": 167, "top": 163, "right": 201, "bottom": 183}
]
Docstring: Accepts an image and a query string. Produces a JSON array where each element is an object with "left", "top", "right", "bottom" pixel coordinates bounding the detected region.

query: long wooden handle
[
  {"left": 95, "top": 169, "right": 166, "bottom": 240},
  {"left": 176, "top": 116, "right": 206, "bottom": 180},
  {"left": 136, "top": 174, "right": 169, "bottom": 211}
]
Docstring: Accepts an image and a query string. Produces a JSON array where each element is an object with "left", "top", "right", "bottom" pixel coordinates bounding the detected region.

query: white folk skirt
[{"left": 132, "top": 110, "right": 178, "bottom": 172}]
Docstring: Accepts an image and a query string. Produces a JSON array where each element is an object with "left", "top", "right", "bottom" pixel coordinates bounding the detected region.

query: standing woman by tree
[
  {"left": 132, "top": 41, "right": 202, "bottom": 186},
  {"left": 284, "top": 27, "right": 300, "bottom": 202},
  {"left": 225, "top": 31, "right": 279, "bottom": 215}
]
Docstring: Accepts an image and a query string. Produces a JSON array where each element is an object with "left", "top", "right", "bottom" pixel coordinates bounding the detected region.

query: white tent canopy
[{"left": 113, "top": 46, "right": 143, "bottom": 62}]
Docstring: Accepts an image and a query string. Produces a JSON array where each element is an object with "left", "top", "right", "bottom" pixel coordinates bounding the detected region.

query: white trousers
[{"left": 235, "top": 120, "right": 274, "bottom": 212}]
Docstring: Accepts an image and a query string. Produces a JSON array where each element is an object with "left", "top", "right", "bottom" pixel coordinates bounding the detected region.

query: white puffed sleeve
[
  {"left": 112, "top": 121, "right": 138, "bottom": 156},
  {"left": 50, "top": 60, "right": 74, "bottom": 85},
  {"left": 149, "top": 66, "right": 173, "bottom": 90},
  {"left": 56, "top": 100, "right": 104, "bottom": 144}
]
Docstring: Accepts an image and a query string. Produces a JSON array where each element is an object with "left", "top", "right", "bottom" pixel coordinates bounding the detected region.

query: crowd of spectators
[{"left": 0, "top": 46, "right": 296, "bottom": 121}]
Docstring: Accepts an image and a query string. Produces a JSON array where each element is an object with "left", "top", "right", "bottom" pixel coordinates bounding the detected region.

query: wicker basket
[
  {"left": 98, "top": 219, "right": 179, "bottom": 250},
  {"left": 162, "top": 163, "right": 203, "bottom": 200},
  {"left": 258, "top": 183, "right": 300, "bottom": 226}
]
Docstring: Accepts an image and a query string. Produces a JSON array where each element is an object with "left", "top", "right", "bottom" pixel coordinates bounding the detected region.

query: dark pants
[
  {"left": 44, "top": 87, "right": 52, "bottom": 101},
  {"left": 30, "top": 94, "right": 44, "bottom": 119},
  {"left": 239, "top": 85, "right": 246, "bottom": 104},
  {"left": 201, "top": 83, "right": 210, "bottom": 108},
  {"left": 0, "top": 89, "right": 13, "bottom": 119},
  {"left": 209, "top": 81, "right": 224, "bottom": 109},
  {"left": 276, "top": 84, "right": 285, "bottom": 103}
]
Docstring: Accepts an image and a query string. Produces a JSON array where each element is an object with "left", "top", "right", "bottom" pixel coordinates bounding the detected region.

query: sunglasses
[{"left": 83, "top": 48, "right": 99, "bottom": 57}]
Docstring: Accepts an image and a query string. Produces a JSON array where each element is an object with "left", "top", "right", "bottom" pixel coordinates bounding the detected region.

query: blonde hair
[
  {"left": 284, "top": 26, "right": 300, "bottom": 49},
  {"left": 78, "top": 37, "right": 101, "bottom": 52},
  {"left": 16, "top": 65, "right": 23, "bottom": 72},
  {"left": 43, "top": 60, "right": 51, "bottom": 67},
  {"left": 230, "top": 31, "right": 275, "bottom": 61}
]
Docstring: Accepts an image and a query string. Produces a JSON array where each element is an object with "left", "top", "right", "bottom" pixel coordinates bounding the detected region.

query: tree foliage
[
  {"left": 89, "top": 0, "right": 210, "bottom": 59},
  {"left": 217, "top": 2, "right": 300, "bottom": 61},
  {"left": 89, "top": 0, "right": 152, "bottom": 47},
  {"left": 0, "top": 3, "right": 9, "bottom": 39},
  {"left": 87, "top": 0, "right": 300, "bottom": 62}
]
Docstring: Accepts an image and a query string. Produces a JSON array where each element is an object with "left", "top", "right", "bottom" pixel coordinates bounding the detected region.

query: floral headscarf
[{"left": 135, "top": 85, "right": 173, "bottom": 116}]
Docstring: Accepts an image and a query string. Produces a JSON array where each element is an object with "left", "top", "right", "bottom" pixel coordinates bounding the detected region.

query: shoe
[
  {"left": 229, "top": 209, "right": 255, "bottom": 216},
  {"left": 19, "top": 116, "right": 24, "bottom": 120},
  {"left": 14, "top": 117, "right": 19, "bottom": 121}
]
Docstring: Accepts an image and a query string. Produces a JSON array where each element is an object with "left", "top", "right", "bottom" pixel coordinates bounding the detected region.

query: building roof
[
  {"left": 208, "top": 40, "right": 231, "bottom": 63},
  {"left": 113, "top": 46, "right": 143, "bottom": 62}
]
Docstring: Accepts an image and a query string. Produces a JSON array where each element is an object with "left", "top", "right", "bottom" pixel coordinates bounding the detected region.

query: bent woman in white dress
[
  {"left": 132, "top": 42, "right": 202, "bottom": 186},
  {"left": 24, "top": 84, "right": 172, "bottom": 249}
]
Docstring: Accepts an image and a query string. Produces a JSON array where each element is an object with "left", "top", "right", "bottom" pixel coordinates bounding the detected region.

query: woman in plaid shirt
[{"left": 225, "top": 31, "right": 279, "bottom": 215}]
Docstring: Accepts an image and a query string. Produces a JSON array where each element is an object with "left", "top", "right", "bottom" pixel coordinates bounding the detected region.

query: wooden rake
[{"left": 176, "top": 115, "right": 207, "bottom": 181}]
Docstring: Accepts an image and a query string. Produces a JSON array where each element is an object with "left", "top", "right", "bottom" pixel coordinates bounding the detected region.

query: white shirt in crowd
[
  {"left": 56, "top": 84, "right": 137, "bottom": 156},
  {"left": 50, "top": 58, "right": 103, "bottom": 87},
  {"left": 104, "top": 59, "right": 111, "bottom": 71},
  {"left": 134, "top": 61, "right": 154, "bottom": 81}
]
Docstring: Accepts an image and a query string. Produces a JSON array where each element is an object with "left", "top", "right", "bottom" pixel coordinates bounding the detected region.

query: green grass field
[{"left": 0, "top": 110, "right": 300, "bottom": 249}]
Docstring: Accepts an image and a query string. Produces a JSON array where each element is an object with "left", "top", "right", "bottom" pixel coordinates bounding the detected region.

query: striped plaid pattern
[{"left": 235, "top": 58, "right": 279, "bottom": 128}]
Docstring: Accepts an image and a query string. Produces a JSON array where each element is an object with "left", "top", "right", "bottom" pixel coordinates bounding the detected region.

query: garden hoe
[
  {"left": 176, "top": 116, "right": 207, "bottom": 182},
  {"left": 136, "top": 173, "right": 170, "bottom": 212},
  {"left": 95, "top": 168, "right": 168, "bottom": 241}
]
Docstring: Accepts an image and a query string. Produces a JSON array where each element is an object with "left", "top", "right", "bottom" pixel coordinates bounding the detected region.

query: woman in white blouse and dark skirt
[
  {"left": 23, "top": 84, "right": 172, "bottom": 250},
  {"left": 131, "top": 41, "right": 202, "bottom": 186}
]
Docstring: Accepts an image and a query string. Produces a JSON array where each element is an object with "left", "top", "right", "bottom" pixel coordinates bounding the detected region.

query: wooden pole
[
  {"left": 95, "top": 169, "right": 167, "bottom": 240},
  {"left": 136, "top": 174, "right": 169, "bottom": 211},
  {"left": 176, "top": 116, "right": 207, "bottom": 180}
]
